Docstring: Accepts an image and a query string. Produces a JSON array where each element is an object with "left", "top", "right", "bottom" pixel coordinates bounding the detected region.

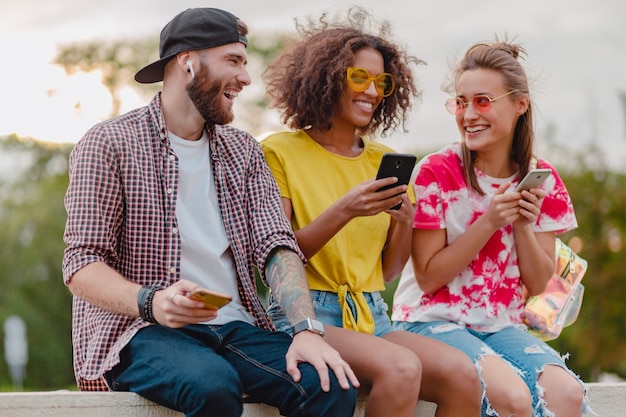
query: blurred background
[{"left": 1, "top": 0, "right": 624, "bottom": 390}]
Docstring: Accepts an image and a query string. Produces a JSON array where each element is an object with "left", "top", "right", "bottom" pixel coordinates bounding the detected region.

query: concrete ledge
[
  {"left": 586, "top": 382, "right": 626, "bottom": 415},
  {"left": 0, "top": 383, "right": 622, "bottom": 416},
  {"left": 0, "top": 391, "right": 435, "bottom": 417}
]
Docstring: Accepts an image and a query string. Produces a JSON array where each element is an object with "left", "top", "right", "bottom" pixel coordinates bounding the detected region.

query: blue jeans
[
  {"left": 393, "top": 321, "right": 588, "bottom": 416},
  {"left": 268, "top": 290, "right": 394, "bottom": 337},
  {"left": 105, "top": 321, "right": 357, "bottom": 417}
]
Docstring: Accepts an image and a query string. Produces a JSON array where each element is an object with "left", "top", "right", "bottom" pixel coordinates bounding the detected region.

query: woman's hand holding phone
[
  {"left": 508, "top": 169, "right": 551, "bottom": 226},
  {"left": 513, "top": 168, "right": 551, "bottom": 192}
]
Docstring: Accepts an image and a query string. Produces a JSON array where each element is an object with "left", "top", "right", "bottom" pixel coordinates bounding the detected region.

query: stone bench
[
  {"left": 0, "top": 391, "right": 436, "bottom": 417},
  {"left": 0, "top": 383, "right": 623, "bottom": 416}
]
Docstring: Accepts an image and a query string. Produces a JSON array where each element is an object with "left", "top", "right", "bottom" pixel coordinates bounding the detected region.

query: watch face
[
  {"left": 293, "top": 318, "right": 325, "bottom": 336},
  {"left": 309, "top": 319, "right": 324, "bottom": 334}
]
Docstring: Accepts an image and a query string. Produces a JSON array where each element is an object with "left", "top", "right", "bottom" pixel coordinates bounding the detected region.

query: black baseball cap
[{"left": 134, "top": 8, "right": 248, "bottom": 84}]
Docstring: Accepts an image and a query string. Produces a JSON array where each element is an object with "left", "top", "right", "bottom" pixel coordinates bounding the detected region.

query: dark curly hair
[{"left": 263, "top": 7, "right": 424, "bottom": 137}]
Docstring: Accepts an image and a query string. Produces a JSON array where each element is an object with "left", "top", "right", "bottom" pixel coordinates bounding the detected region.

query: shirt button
[
  {"left": 166, "top": 188, "right": 173, "bottom": 195},
  {"left": 172, "top": 227, "right": 178, "bottom": 234},
  {"left": 169, "top": 155, "right": 176, "bottom": 161},
  {"left": 170, "top": 267, "right": 176, "bottom": 274}
]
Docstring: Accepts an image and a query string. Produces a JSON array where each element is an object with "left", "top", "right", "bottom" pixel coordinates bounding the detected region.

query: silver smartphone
[{"left": 515, "top": 168, "right": 552, "bottom": 192}]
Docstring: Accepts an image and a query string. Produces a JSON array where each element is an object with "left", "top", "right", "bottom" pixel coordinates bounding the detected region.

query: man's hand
[
  {"left": 285, "top": 331, "right": 360, "bottom": 392},
  {"left": 152, "top": 279, "right": 220, "bottom": 327}
]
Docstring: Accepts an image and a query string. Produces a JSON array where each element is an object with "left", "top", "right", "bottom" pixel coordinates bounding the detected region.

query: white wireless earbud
[{"left": 186, "top": 60, "right": 195, "bottom": 79}]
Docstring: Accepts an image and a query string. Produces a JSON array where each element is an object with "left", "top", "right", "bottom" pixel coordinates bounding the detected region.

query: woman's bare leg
[
  {"left": 324, "top": 326, "right": 421, "bottom": 417},
  {"left": 539, "top": 364, "right": 584, "bottom": 416},
  {"left": 383, "top": 330, "right": 482, "bottom": 417},
  {"left": 480, "top": 355, "right": 533, "bottom": 417}
]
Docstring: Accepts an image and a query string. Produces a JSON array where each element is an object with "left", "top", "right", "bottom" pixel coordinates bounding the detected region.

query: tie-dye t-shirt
[{"left": 392, "top": 143, "right": 577, "bottom": 332}]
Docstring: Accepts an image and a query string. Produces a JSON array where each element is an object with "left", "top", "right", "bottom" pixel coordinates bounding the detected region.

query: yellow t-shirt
[{"left": 262, "top": 131, "right": 400, "bottom": 333}]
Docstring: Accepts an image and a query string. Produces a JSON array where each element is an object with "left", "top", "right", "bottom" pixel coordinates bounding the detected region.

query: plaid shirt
[{"left": 63, "top": 93, "right": 303, "bottom": 391}]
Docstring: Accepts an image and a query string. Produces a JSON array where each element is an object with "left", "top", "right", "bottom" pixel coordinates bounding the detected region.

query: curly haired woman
[{"left": 261, "top": 7, "right": 481, "bottom": 417}]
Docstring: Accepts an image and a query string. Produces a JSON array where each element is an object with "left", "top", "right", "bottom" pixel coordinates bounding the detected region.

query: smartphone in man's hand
[{"left": 187, "top": 288, "right": 232, "bottom": 309}]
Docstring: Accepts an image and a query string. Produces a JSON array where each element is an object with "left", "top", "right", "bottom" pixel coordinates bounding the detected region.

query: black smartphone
[{"left": 375, "top": 153, "right": 417, "bottom": 210}]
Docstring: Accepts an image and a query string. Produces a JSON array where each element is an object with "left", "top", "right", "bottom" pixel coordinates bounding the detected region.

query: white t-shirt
[{"left": 169, "top": 131, "right": 254, "bottom": 325}]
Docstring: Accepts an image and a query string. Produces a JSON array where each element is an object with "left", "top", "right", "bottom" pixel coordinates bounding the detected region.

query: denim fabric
[
  {"left": 268, "top": 290, "right": 394, "bottom": 337},
  {"left": 105, "top": 321, "right": 357, "bottom": 417},
  {"left": 393, "top": 321, "right": 587, "bottom": 416}
]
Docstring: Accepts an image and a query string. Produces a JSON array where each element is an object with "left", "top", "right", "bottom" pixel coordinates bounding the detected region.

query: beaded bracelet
[{"left": 137, "top": 285, "right": 161, "bottom": 324}]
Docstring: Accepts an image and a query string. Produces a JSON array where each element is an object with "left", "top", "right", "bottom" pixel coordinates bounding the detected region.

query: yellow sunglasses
[{"left": 346, "top": 67, "right": 395, "bottom": 97}]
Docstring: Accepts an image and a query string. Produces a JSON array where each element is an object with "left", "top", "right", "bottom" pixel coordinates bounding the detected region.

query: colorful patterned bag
[{"left": 522, "top": 238, "right": 587, "bottom": 341}]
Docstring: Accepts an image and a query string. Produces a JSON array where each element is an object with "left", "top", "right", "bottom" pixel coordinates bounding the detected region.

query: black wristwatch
[{"left": 292, "top": 318, "right": 325, "bottom": 337}]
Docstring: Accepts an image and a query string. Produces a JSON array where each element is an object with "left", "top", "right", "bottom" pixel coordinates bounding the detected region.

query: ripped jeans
[{"left": 393, "top": 321, "right": 589, "bottom": 416}]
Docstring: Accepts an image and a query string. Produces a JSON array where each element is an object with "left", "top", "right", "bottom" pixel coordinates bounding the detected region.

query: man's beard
[{"left": 186, "top": 64, "right": 234, "bottom": 126}]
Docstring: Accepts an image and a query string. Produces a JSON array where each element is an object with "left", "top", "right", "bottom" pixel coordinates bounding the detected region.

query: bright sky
[{"left": 1, "top": 0, "right": 625, "bottom": 169}]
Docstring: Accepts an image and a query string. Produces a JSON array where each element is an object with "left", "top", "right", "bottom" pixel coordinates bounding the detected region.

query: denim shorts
[
  {"left": 268, "top": 290, "right": 394, "bottom": 337},
  {"left": 393, "top": 320, "right": 589, "bottom": 416}
]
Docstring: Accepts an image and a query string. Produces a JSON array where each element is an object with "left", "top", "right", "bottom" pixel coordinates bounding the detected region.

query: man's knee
[
  {"left": 287, "top": 367, "right": 358, "bottom": 417},
  {"left": 304, "top": 377, "right": 358, "bottom": 417},
  {"left": 171, "top": 361, "right": 243, "bottom": 416}
]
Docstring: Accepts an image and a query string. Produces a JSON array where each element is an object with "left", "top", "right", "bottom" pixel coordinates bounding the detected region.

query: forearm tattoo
[
  {"left": 266, "top": 248, "right": 315, "bottom": 323},
  {"left": 73, "top": 288, "right": 134, "bottom": 316}
]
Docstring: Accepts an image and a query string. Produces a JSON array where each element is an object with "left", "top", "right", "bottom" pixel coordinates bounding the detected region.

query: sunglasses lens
[
  {"left": 348, "top": 68, "right": 370, "bottom": 92},
  {"left": 445, "top": 96, "right": 495, "bottom": 115},
  {"left": 445, "top": 98, "right": 463, "bottom": 114},
  {"left": 375, "top": 74, "right": 394, "bottom": 97},
  {"left": 473, "top": 96, "right": 492, "bottom": 112}
]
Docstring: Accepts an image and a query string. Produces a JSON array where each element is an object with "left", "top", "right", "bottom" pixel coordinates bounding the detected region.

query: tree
[
  {"left": 548, "top": 146, "right": 626, "bottom": 381},
  {"left": 54, "top": 38, "right": 160, "bottom": 117},
  {"left": 0, "top": 135, "right": 75, "bottom": 389},
  {"left": 53, "top": 33, "right": 294, "bottom": 135}
]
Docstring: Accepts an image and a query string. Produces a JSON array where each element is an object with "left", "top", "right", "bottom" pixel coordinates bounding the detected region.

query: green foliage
[
  {"left": 54, "top": 38, "right": 161, "bottom": 116},
  {"left": 53, "top": 32, "right": 294, "bottom": 136},
  {"left": 547, "top": 161, "right": 626, "bottom": 381},
  {"left": 0, "top": 135, "right": 75, "bottom": 390}
]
